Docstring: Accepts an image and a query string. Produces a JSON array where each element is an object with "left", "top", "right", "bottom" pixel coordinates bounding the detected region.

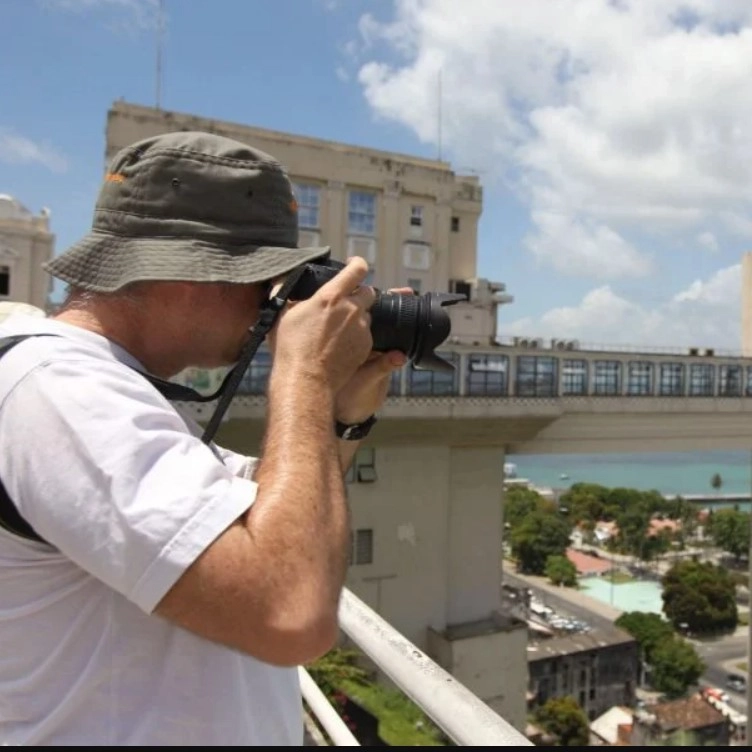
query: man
[{"left": 0, "top": 131, "right": 405, "bottom": 745}]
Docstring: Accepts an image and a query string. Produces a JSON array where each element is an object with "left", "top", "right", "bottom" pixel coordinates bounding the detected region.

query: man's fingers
[
  {"left": 355, "top": 352, "right": 404, "bottom": 381},
  {"left": 319, "top": 256, "right": 370, "bottom": 300}
]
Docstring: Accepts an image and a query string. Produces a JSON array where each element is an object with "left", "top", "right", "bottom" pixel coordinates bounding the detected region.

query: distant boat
[
  {"left": 504, "top": 462, "right": 518, "bottom": 479},
  {"left": 560, "top": 473, "right": 570, "bottom": 480}
]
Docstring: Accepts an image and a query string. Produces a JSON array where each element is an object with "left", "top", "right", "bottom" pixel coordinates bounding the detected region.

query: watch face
[{"left": 336, "top": 415, "right": 376, "bottom": 440}]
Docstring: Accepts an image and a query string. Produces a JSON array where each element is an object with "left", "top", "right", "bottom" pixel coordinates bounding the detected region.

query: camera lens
[
  {"left": 369, "top": 292, "right": 462, "bottom": 372},
  {"left": 370, "top": 293, "right": 420, "bottom": 356}
]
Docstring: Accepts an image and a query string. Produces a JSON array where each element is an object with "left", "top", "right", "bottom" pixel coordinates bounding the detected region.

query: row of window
[
  {"left": 293, "top": 182, "right": 462, "bottom": 236},
  {"left": 235, "top": 351, "right": 752, "bottom": 398}
]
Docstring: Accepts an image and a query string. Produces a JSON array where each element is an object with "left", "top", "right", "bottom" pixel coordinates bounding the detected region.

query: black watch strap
[{"left": 335, "top": 414, "right": 377, "bottom": 441}]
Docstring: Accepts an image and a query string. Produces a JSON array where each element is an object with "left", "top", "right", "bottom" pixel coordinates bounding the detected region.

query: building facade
[
  {"left": 0, "top": 195, "right": 54, "bottom": 312},
  {"left": 527, "top": 626, "right": 640, "bottom": 721},
  {"left": 104, "top": 101, "right": 529, "bottom": 730}
]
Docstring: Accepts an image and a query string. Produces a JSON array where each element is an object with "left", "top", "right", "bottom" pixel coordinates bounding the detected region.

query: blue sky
[{"left": 3, "top": 0, "right": 752, "bottom": 349}]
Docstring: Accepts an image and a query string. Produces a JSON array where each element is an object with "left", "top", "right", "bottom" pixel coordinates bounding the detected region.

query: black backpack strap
[
  {"left": 0, "top": 335, "right": 52, "bottom": 544},
  {"left": 0, "top": 477, "right": 45, "bottom": 544}
]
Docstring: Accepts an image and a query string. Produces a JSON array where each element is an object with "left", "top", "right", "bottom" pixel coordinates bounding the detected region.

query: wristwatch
[{"left": 335, "top": 414, "right": 378, "bottom": 441}]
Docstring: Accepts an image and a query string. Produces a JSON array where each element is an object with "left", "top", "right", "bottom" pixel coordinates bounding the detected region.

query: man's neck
[{"left": 54, "top": 302, "right": 186, "bottom": 379}]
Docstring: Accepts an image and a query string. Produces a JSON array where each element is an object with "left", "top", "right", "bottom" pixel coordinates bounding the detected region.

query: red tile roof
[{"left": 566, "top": 548, "right": 614, "bottom": 575}]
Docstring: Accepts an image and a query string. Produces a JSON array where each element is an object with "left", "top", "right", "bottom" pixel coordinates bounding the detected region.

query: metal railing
[{"left": 301, "top": 587, "right": 532, "bottom": 746}]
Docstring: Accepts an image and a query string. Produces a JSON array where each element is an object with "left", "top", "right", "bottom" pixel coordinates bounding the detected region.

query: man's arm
[{"left": 155, "top": 260, "right": 374, "bottom": 666}]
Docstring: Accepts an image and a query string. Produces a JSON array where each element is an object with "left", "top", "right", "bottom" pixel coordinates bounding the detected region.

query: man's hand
[{"left": 335, "top": 287, "right": 413, "bottom": 424}]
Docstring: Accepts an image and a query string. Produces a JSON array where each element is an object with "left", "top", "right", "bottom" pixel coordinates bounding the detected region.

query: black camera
[{"left": 289, "top": 258, "right": 466, "bottom": 372}]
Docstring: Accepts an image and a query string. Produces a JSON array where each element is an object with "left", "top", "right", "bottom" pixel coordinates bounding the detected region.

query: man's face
[{"left": 189, "top": 282, "right": 269, "bottom": 367}]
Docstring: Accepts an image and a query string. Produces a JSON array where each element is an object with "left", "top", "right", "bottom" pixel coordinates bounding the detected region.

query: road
[
  {"left": 693, "top": 633, "right": 748, "bottom": 713},
  {"left": 504, "top": 570, "right": 750, "bottom": 715}
]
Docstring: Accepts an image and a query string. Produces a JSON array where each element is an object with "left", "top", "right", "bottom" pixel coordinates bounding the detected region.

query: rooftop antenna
[
  {"left": 155, "top": 0, "right": 165, "bottom": 110},
  {"left": 437, "top": 68, "right": 443, "bottom": 162}
]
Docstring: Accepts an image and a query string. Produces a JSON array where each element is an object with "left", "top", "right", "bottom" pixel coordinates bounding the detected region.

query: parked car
[
  {"left": 726, "top": 674, "right": 747, "bottom": 693},
  {"left": 703, "top": 687, "right": 730, "bottom": 703}
]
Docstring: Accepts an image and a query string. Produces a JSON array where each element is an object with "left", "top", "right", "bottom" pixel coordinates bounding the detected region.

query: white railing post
[
  {"left": 298, "top": 667, "right": 360, "bottom": 746},
  {"left": 337, "top": 588, "right": 532, "bottom": 746}
]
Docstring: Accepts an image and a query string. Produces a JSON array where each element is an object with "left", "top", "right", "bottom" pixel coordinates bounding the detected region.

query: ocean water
[{"left": 508, "top": 450, "right": 752, "bottom": 500}]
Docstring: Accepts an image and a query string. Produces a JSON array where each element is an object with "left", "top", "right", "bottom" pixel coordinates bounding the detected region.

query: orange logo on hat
[
  {"left": 290, "top": 198, "right": 298, "bottom": 213},
  {"left": 105, "top": 172, "right": 125, "bottom": 183}
]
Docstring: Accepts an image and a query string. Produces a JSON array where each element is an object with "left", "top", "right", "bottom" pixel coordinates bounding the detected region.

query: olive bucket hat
[{"left": 44, "top": 131, "right": 331, "bottom": 291}]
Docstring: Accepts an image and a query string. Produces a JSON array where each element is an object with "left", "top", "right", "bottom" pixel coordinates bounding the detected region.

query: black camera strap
[
  {"left": 199, "top": 266, "right": 304, "bottom": 444},
  {"left": 0, "top": 265, "right": 305, "bottom": 545}
]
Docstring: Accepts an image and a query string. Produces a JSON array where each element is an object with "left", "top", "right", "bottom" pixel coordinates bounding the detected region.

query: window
[
  {"left": 659, "top": 363, "right": 684, "bottom": 396},
  {"left": 403, "top": 243, "right": 431, "bottom": 271},
  {"left": 719, "top": 365, "right": 742, "bottom": 396},
  {"left": 689, "top": 364, "right": 714, "bottom": 396},
  {"left": 348, "top": 190, "right": 376, "bottom": 235},
  {"left": 561, "top": 359, "right": 588, "bottom": 395},
  {"left": 515, "top": 356, "right": 558, "bottom": 397},
  {"left": 593, "top": 361, "right": 621, "bottom": 396},
  {"left": 388, "top": 369, "right": 403, "bottom": 396},
  {"left": 350, "top": 528, "right": 374, "bottom": 565},
  {"left": 746, "top": 367, "right": 752, "bottom": 396},
  {"left": 408, "top": 352, "right": 459, "bottom": 395},
  {"left": 293, "top": 183, "right": 320, "bottom": 228},
  {"left": 407, "top": 278, "right": 422, "bottom": 294},
  {"left": 238, "top": 346, "right": 272, "bottom": 395},
  {"left": 345, "top": 447, "right": 377, "bottom": 484},
  {"left": 627, "top": 361, "right": 653, "bottom": 396},
  {"left": 466, "top": 354, "right": 508, "bottom": 396},
  {"left": 0, "top": 265, "right": 9, "bottom": 296},
  {"left": 410, "top": 205, "right": 423, "bottom": 227},
  {"left": 451, "top": 216, "right": 460, "bottom": 233}
]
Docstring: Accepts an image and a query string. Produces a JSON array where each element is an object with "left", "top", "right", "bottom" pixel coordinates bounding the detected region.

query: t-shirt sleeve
[{"left": 0, "top": 356, "right": 258, "bottom": 614}]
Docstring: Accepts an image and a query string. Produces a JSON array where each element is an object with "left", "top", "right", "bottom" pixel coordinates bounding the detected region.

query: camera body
[{"left": 288, "top": 257, "right": 465, "bottom": 372}]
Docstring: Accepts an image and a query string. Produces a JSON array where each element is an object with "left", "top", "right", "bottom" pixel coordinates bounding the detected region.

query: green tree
[
  {"left": 710, "top": 472, "right": 723, "bottom": 494},
  {"left": 707, "top": 508, "right": 750, "bottom": 562},
  {"left": 662, "top": 560, "right": 737, "bottom": 633},
  {"left": 649, "top": 637, "right": 705, "bottom": 699},
  {"left": 558, "top": 482, "right": 609, "bottom": 525},
  {"left": 615, "top": 504, "right": 652, "bottom": 558},
  {"left": 511, "top": 510, "right": 573, "bottom": 575},
  {"left": 503, "top": 485, "right": 548, "bottom": 530},
  {"left": 306, "top": 647, "right": 370, "bottom": 699},
  {"left": 534, "top": 696, "right": 589, "bottom": 747},
  {"left": 615, "top": 612, "right": 674, "bottom": 662},
  {"left": 545, "top": 554, "right": 578, "bottom": 587}
]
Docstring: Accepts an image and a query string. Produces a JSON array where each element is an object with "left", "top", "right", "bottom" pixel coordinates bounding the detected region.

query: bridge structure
[{"left": 178, "top": 337, "right": 752, "bottom": 738}]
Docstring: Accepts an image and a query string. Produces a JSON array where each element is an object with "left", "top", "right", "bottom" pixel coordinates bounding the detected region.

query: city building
[
  {"left": 0, "top": 194, "right": 54, "bottom": 312},
  {"left": 527, "top": 623, "right": 640, "bottom": 720},
  {"left": 629, "top": 695, "right": 732, "bottom": 746}
]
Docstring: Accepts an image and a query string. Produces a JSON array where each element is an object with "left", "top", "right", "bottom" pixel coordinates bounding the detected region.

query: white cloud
[
  {"left": 352, "top": 0, "right": 752, "bottom": 280},
  {"left": 696, "top": 231, "right": 719, "bottom": 253},
  {"left": 525, "top": 211, "right": 653, "bottom": 279},
  {"left": 0, "top": 130, "right": 68, "bottom": 173},
  {"left": 504, "top": 263, "right": 742, "bottom": 350}
]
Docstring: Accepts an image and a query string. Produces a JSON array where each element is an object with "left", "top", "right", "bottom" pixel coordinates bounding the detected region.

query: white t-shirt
[{"left": 0, "top": 315, "right": 302, "bottom": 746}]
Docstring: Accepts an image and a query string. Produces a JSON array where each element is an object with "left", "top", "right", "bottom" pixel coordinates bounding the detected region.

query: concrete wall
[
  {"left": 345, "top": 445, "right": 451, "bottom": 646},
  {"left": 428, "top": 622, "right": 529, "bottom": 731}
]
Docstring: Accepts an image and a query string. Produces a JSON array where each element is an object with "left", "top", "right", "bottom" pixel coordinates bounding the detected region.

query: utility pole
[
  {"left": 155, "top": 0, "right": 165, "bottom": 110},
  {"left": 437, "top": 69, "right": 443, "bottom": 162}
]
